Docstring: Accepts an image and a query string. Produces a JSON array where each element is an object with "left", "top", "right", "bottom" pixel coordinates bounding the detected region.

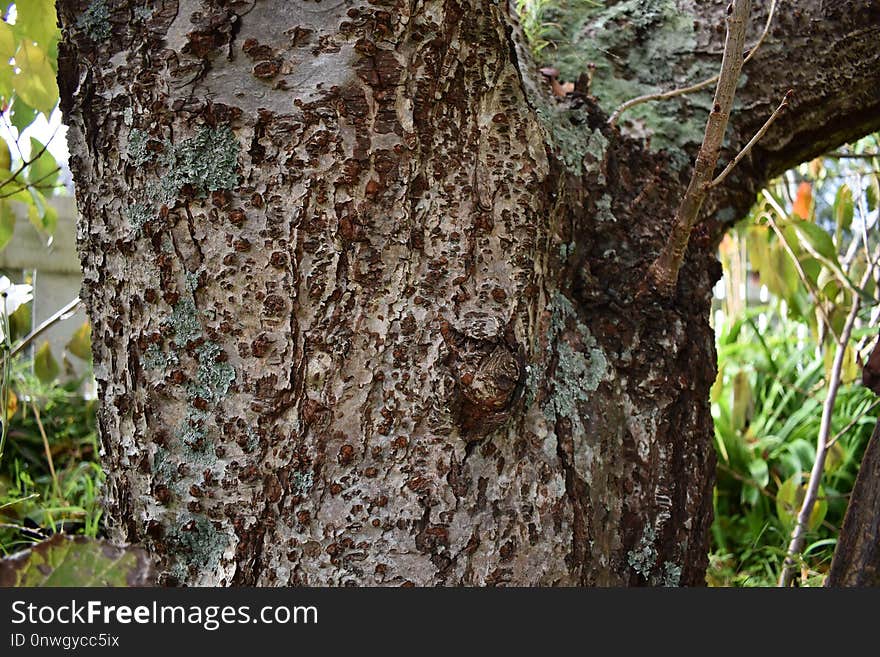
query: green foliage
[
  {"left": 32, "top": 340, "right": 59, "bottom": 383},
  {"left": 0, "top": 358, "right": 103, "bottom": 556},
  {"left": 515, "top": 0, "right": 604, "bottom": 57},
  {"left": 710, "top": 306, "right": 877, "bottom": 586},
  {"left": 0, "top": 0, "right": 65, "bottom": 251},
  {"left": 709, "top": 133, "right": 880, "bottom": 586}
]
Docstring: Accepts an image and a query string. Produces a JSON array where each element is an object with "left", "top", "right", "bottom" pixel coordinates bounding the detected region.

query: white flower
[{"left": 0, "top": 276, "right": 33, "bottom": 341}]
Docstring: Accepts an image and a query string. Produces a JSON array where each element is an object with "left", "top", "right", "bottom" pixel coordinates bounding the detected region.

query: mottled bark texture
[
  {"left": 56, "top": 0, "right": 880, "bottom": 586},
  {"left": 826, "top": 420, "right": 880, "bottom": 586}
]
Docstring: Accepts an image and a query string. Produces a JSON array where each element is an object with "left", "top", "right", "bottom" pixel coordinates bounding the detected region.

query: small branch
[
  {"left": 0, "top": 302, "right": 11, "bottom": 462},
  {"left": 717, "top": 462, "right": 839, "bottom": 533},
  {"left": 0, "top": 166, "right": 63, "bottom": 201},
  {"left": 609, "top": 0, "right": 777, "bottom": 127},
  {"left": 31, "top": 400, "right": 62, "bottom": 502},
  {"left": 826, "top": 398, "right": 880, "bottom": 449},
  {"left": 709, "top": 91, "right": 791, "bottom": 189},
  {"left": 778, "top": 243, "right": 877, "bottom": 587},
  {"left": 0, "top": 297, "right": 82, "bottom": 369},
  {"left": 0, "top": 124, "right": 61, "bottom": 194},
  {"left": 0, "top": 492, "right": 39, "bottom": 510},
  {"left": 642, "top": 0, "right": 753, "bottom": 298},
  {"left": 824, "top": 152, "right": 880, "bottom": 159}
]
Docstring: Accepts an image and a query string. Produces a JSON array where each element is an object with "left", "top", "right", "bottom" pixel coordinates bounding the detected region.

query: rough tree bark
[
  {"left": 55, "top": 0, "right": 880, "bottom": 586},
  {"left": 826, "top": 419, "right": 880, "bottom": 586}
]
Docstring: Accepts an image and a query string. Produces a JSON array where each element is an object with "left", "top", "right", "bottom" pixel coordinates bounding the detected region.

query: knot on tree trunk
[{"left": 440, "top": 319, "right": 524, "bottom": 440}]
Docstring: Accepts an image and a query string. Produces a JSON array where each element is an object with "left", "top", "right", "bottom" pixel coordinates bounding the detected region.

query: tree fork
[{"left": 55, "top": 0, "right": 880, "bottom": 586}]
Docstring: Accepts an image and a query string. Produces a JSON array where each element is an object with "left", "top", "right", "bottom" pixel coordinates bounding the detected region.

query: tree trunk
[
  {"left": 55, "top": 0, "right": 880, "bottom": 586},
  {"left": 826, "top": 419, "right": 880, "bottom": 586}
]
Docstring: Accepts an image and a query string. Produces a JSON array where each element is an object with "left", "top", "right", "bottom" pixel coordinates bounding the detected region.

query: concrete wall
[{"left": 0, "top": 195, "right": 89, "bottom": 379}]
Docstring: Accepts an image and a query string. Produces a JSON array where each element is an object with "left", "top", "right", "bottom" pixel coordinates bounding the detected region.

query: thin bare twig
[
  {"left": 30, "top": 400, "right": 61, "bottom": 502},
  {"left": 717, "top": 463, "right": 840, "bottom": 533},
  {"left": 825, "top": 152, "right": 880, "bottom": 159},
  {"left": 609, "top": 0, "right": 777, "bottom": 127},
  {"left": 710, "top": 91, "right": 791, "bottom": 189},
  {"left": 0, "top": 493, "right": 39, "bottom": 510},
  {"left": 0, "top": 124, "right": 60, "bottom": 194},
  {"left": 0, "top": 297, "right": 82, "bottom": 369},
  {"left": 642, "top": 0, "right": 753, "bottom": 298},
  {"left": 0, "top": 301, "right": 11, "bottom": 462},
  {"left": 0, "top": 166, "right": 63, "bottom": 201},
  {"left": 826, "top": 398, "right": 880, "bottom": 449},
  {"left": 779, "top": 241, "right": 877, "bottom": 586},
  {"left": 857, "top": 173, "right": 873, "bottom": 275}
]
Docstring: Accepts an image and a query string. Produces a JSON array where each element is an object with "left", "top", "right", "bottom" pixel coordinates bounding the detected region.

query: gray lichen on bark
[{"left": 55, "top": 0, "right": 880, "bottom": 585}]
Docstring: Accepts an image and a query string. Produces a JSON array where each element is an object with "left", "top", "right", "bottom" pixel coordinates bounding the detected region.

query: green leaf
[
  {"left": 0, "top": 19, "right": 14, "bottom": 100},
  {"left": 10, "top": 97, "right": 37, "bottom": 133},
  {"left": 749, "top": 227, "right": 799, "bottom": 302},
  {"left": 13, "top": 0, "right": 58, "bottom": 49},
  {"left": 0, "top": 534, "right": 156, "bottom": 586},
  {"left": 26, "top": 136, "right": 59, "bottom": 189},
  {"left": 789, "top": 219, "right": 839, "bottom": 264},
  {"left": 824, "top": 441, "right": 845, "bottom": 474},
  {"left": 0, "top": 136, "right": 9, "bottom": 171},
  {"left": 748, "top": 458, "right": 769, "bottom": 488},
  {"left": 833, "top": 184, "right": 854, "bottom": 233},
  {"left": 66, "top": 321, "right": 92, "bottom": 360},
  {"left": 776, "top": 475, "right": 827, "bottom": 532},
  {"left": 867, "top": 174, "right": 879, "bottom": 213},
  {"left": 34, "top": 340, "right": 59, "bottom": 383},
  {"left": 26, "top": 188, "right": 57, "bottom": 234},
  {"left": 0, "top": 198, "right": 13, "bottom": 250},
  {"left": 8, "top": 297, "right": 30, "bottom": 340},
  {"left": 12, "top": 41, "right": 58, "bottom": 116},
  {"left": 783, "top": 219, "right": 856, "bottom": 298},
  {"left": 731, "top": 370, "right": 752, "bottom": 432}
]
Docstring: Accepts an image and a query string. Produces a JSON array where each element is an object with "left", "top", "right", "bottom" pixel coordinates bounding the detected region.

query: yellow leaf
[
  {"left": 0, "top": 138, "right": 9, "bottom": 171},
  {"left": 731, "top": 370, "right": 752, "bottom": 433},
  {"left": 776, "top": 475, "right": 827, "bottom": 532},
  {"left": 34, "top": 341, "right": 59, "bottom": 383},
  {"left": 12, "top": 41, "right": 58, "bottom": 116},
  {"left": 824, "top": 441, "right": 845, "bottom": 474},
  {"left": 14, "top": 0, "right": 59, "bottom": 49},
  {"left": 0, "top": 21, "right": 14, "bottom": 60},
  {"left": 66, "top": 322, "right": 92, "bottom": 361},
  {"left": 0, "top": 20, "right": 14, "bottom": 101},
  {"left": 5, "top": 388, "right": 16, "bottom": 420},
  {"left": 0, "top": 199, "right": 13, "bottom": 250},
  {"left": 710, "top": 362, "right": 724, "bottom": 403}
]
